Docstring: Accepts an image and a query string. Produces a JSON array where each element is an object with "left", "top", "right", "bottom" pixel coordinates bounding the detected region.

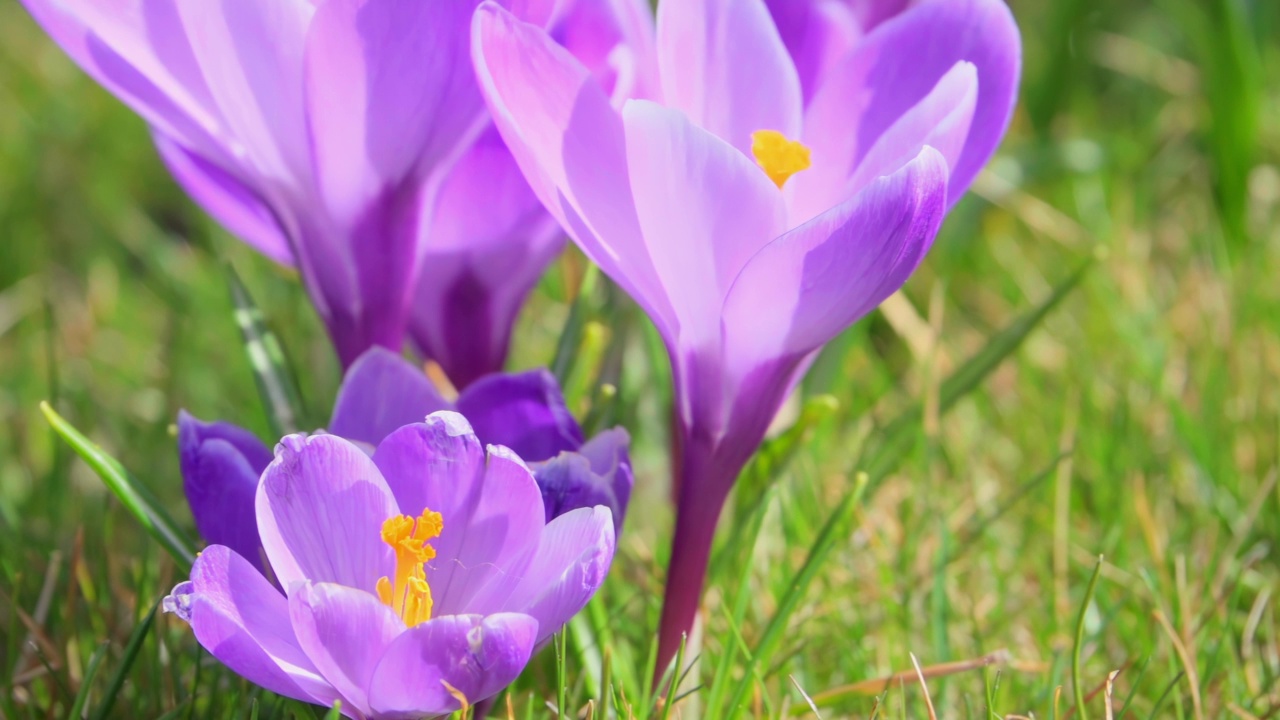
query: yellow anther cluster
[
  {"left": 376, "top": 508, "right": 443, "bottom": 627},
  {"left": 750, "top": 129, "right": 812, "bottom": 188}
]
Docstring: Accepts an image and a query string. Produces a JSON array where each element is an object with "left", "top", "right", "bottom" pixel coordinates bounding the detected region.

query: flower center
[
  {"left": 376, "top": 509, "right": 443, "bottom": 627},
  {"left": 751, "top": 130, "right": 812, "bottom": 189}
]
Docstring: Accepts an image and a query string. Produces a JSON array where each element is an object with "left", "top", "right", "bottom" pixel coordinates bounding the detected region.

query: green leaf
[
  {"left": 91, "top": 600, "right": 160, "bottom": 720},
  {"left": 40, "top": 402, "right": 196, "bottom": 569},
  {"left": 860, "top": 257, "right": 1093, "bottom": 481},
  {"left": 227, "top": 265, "right": 307, "bottom": 437}
]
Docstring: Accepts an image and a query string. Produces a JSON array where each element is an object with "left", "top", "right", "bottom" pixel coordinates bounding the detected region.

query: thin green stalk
[{"left": 1072, "top": 556, "right": 1106, "bottom": 720}]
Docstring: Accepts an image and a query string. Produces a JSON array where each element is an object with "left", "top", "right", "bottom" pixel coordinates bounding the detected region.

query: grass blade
[
  {"left": 40, "top": 402, "right": 196, "bottom": 569},
  {"left": 551, "top": 264, "right": 599, "bottom": 385},
  {"left": 91, "top": 600, "right": 160, "bottom": 720},
  {"left": 226, "top": 265, "right": 307, "bottom": 437},
  {"left": 68, "top": 641, "right": 109, "bottom": 719},
  {"left": 1072, "top": 556, "right": 1106, "bottom": 720},
  {"left": 861, "top": 257, "right": 1093, "bottom": 480},
  {"left": 725, "top": 473, "right": 870, "bottom": 719}
]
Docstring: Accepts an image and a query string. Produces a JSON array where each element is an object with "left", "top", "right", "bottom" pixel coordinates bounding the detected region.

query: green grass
[{"left": 2, "top": 0, "right": 1278, "bottom": 717}]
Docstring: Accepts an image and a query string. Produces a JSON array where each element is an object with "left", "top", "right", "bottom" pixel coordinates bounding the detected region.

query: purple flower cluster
[{"left": 23, "top": 0, "right": 1020, "bottom": 703}]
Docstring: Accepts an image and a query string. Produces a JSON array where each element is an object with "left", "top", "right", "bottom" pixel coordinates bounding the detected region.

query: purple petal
[
  {"left": 410, "top": 129, "right": 564, "bottom": 389},
  {"left": 177, "top": 412, "right": 271, "bottom": 567},
  {"left": 575, "top": 428, "right": 633, "bottom": 528},
  {"left": 764, "top": 0, "right": 862, "bottom": 102},
  {"left": 173, "top": 0, "right": 314, "bottom": 184},
  {"left": 495, "top": 507, "right": 614, "bottom": 646},
  {"left": 621, "top": 99, "right": 788, "bottom": 351},
  {"left": 801, "top": 0, "right": 1021, "bottom": 209},
  {"left": 153, "top": 134, "right": 294, "bottom": 265},
  {"left": 328, "top": 348, "right": 451, "bottom": 447},
  {"left": 367, "top": 613, "right": 537, "bottom": 717},
  {"left": 174, "top": 545, "right": 339, "bottom": 707},
  {"left": 290, "top": 582, "right": 406, "bottom": 717},
  {"left": 791, "top": 59, "right": 977, "bottom": 224},
  {"left": 472, "top": 3, "right": 680, "bottom": 339},
  {"left": 550, "top": 0, "right": 660, "bottom": 102},
  {"left": 455, "top": 368, "right": 583, "bottom": 461},
  {"left": 533, "top": 428, "right": 632, "bottom": 536},
  {"left": 655, "top": 0, "right": 802, "bottom": 153},
  {"left": 372, "top": 414, "right": 545, "bottom": 615},
  {"left": 256, "top": 434, "right": 397, "bottom": 592},
  {"left": 723, "top": 147, "right": 949, "bottom": 366},
  {"left": 532, "top": 455, "right": 615, "bottom": 525},
  {"left": 304, "top": 0, "right": 485, "bottom": 221}
]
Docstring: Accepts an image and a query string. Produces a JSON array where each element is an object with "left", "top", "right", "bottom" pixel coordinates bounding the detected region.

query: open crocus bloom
[
  {"left": 21, "top": 0, "right": 652, "bottom": 381},
  {"left": 165, "top": 412, "right": 615, "bottom": 718},
  {"left": 180, "top": 348, "right": 631, "bottom": 572},
  {"left": 471, "top": 0, "right": 1019, "bottom": 671}
]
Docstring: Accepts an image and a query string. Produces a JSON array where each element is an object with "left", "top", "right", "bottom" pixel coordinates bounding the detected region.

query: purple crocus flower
[
  {"left": 470, "top": 0, "right": 1019, "bottom": 671},
  {"left": 21, "top": 0, "right": 653, "bottom": 383},
  {"left": 179, "top": 348, "right": 631, "bottom": 569},
  {"left": 164, "top": 412, "right": 615, "bottom": 718}
]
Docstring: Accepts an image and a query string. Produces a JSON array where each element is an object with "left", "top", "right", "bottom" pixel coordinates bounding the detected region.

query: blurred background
[{"left": 1, "top": 0, "right": 1277, "bottom": 717}]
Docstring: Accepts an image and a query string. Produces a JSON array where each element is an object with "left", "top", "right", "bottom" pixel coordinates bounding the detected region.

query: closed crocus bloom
[
  {"left": 410, "top": 0, "right": 658, "bottom": 388},
  {"left": 22, "top": 0, "right": 652, "bottom": 382},
  {"left": 164, "top": 412, "right": 615, "bottom": 718},
  {"left": 179, "top": 348, "right": 631, "bottom": 565},
  {"left": 470, "top": 0, "right": 1019, "bottom": 672}
]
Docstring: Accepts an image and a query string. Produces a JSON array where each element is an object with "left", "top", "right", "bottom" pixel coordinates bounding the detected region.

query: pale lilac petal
[
  {"left": 177, "top": 412, "right": 270, "bottom": 566},
  {"left": 765, "top": 0, "right": 862, "bottom": 102},
  {"left": 800, "top": 0, "right": 1020, "bottom": 209},
  {"left": 328, "top": 348, "right": 451, "bottom": 447},
  {"left": 549, "top": 0, "right": 659, "bottom": 102},
  {"left": 621, "top": 100, "right": 788, "bottom": 352},
  {"left": 472, "top": 3, "right": 679, "bottom": 339},
  {"left": 723, "top": 147, "right": 949, "bottom": 366},
  {"left": 372, "top": 415, "right": 545, "bottom": 615},
  {"left": 656, "top": 0, "right": 802, "bottom": 153},
  {"left": 256, "top": 434, "right": 397, "bottom": 592},
  {"left": 304, "top": 0, "right": 485, "bottom": 224},
  {"left": 290, "top": 582, "right": 405, "bottom": 717},
  {"left": 454, "top": 368, "right": 583, "bottom": 461},
  {"left": 173, "top": 0, "right": 314, "bottom": 184},
  {"left": 410, "top": 129, "right": 564, "bottom": 389},
  {"left": 367, "top": 613, "right": 537, "bottom": 717},
  {"left": 153, "top": 134, "right": 294, "bottom": 265},
  {"left": 496, "top": 507, "right": 614, "bottom": 646},
  {"left": 175, "top": 545, "right": 338, "bottom": 707},
  {"left": 792, "top": 60, "right": 977, "bottom": 223}
]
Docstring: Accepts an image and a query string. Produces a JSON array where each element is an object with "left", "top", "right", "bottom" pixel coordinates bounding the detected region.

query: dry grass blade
[
  {"left": 788, "top": 675, "right": 822, "bottom": 719},
  {"left": 807, "top": 650, "right": 1012, "bottom": 707},
  {"left": 1153, "top": 610, "right": 1204, "bottom": 720},
  {"left": 1103, "top": 671, "right": 1119, "bottom": 720},
  {"left": 910, "top": 653, "right": 938, "bottom": 720}
]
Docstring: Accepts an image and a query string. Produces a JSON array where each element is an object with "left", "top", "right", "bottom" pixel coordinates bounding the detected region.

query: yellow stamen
[
  {"left": 750, "top": 129, "right": 812, "bottom": 188},
  {"left": 377, "top": 509, "right": 443, "bottom": 627}
]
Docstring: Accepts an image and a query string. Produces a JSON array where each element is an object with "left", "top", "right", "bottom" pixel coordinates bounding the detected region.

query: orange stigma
[
  {"left": 375, "top": 508, "right": 443, "bottom": 627},
  {"left": 751, "top": 129, "right": 812, "bottom": 188}
]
